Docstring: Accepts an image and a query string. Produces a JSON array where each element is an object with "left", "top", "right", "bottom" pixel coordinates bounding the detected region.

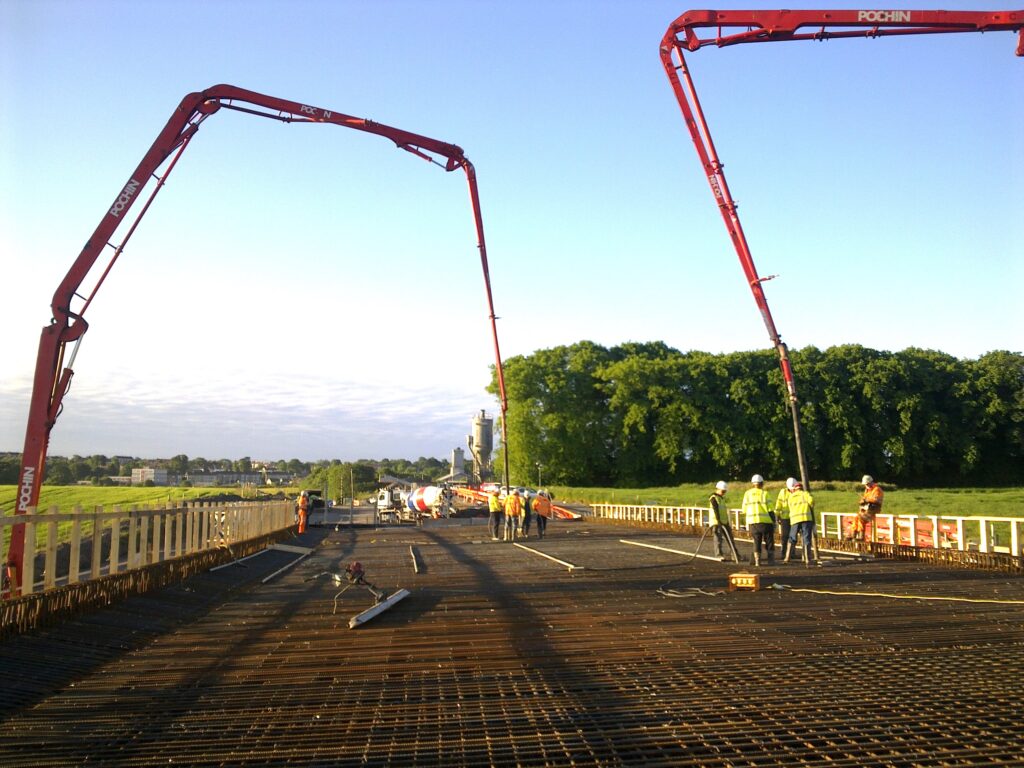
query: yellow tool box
[{"left": 728, "top": 572, "right": 761, "bottom": 591}]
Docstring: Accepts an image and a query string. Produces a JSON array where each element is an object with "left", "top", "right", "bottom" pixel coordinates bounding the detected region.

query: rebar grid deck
[{"left": 2, "top": 522, "right": 1022, "bottom": 766}]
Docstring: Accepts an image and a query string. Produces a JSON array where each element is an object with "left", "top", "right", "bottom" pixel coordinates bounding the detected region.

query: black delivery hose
[
  {"left": 721, "top": 523, "right": 743, "bottom": 563},
  {"left": 681, "top": 524, "right": 714, "bottom": 563},
  {"left": 656, "top": 525, "right": 728, "bottom": 599}
]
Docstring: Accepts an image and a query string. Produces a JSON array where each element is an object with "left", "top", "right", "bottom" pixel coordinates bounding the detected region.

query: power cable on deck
[{"left": 771, "top": 584, "right": 1024, "bottom": 605}]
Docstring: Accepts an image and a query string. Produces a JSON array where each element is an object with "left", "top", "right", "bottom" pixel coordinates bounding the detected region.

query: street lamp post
[{"left": 536, "top": 462, "right": 542, "bottom": 488}]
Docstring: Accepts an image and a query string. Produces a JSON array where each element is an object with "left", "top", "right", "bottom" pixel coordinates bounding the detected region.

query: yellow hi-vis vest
[
  {"left": 788, "top": 489, "right": 815, "bottom": 525},
  {"left": 709, "top": 493, "right": 729, "bottom": 525},
  {"left": 742, "top": 487, "right": 772, "bottom": 526},
  {"left": 488, "top": 494, "right": 502, "bottom": 513},
  {"left": 774, "top": 488, "right": 792, "bottom": 521}
]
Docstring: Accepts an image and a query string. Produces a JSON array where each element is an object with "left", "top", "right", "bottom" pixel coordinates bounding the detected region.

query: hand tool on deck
[{"left": 306, "top": 562, "right": 410, "bottom": 628}]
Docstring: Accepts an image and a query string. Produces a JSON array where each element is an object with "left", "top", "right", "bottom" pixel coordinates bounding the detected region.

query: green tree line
[
  {"left": 488, "top": 342, "right": 1024, "bottom": 487},
  {"left": 0, "top": 454, "right": 451, "bottom": 493}
]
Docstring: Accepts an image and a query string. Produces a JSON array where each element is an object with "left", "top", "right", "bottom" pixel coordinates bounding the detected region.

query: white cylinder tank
[{"left": 469, "top": 410, "right": 493, "bottom": 472}]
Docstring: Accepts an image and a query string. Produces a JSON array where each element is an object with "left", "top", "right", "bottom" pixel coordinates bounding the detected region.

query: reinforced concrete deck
[{"left": 1, "top": 520, "right": 1022, "bottom": 766}]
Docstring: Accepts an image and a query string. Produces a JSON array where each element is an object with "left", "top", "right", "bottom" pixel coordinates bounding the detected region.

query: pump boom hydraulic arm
[
  {"left": 660, "top": 9, "right": 1023, "bottom": 490},
  {"left": 8, "top": 84, "right": 510, "bottom": 593}
]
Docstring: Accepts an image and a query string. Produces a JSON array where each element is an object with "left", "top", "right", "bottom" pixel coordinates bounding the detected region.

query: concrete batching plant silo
[{"left": 467, "top": 410, "right": 493, "bottom": 481}]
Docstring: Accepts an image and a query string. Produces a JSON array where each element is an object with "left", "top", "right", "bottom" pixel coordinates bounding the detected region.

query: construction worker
[
  {"left": 785, "top": 480, "right": 816, "bottom": 566},
  {"left": 775, "top": 477, "right": 797, "bottom": 561},
  {"left": 439, "top": 484, "right": 454, "bottom": 519},
  {"left": 297, "top": 491, "right": 309, "bottom": 534},
  {"left": 708, "top": 481, "right": 733, "bottom": 561},
  {"left": 520, "top": 488, "right": 534, "bottom": 538},
  {"left": 487, "top": 490, "right": 504, "bottom": 541},
  {"left": 854, "top": 474, "right": 884, "bottom": 543},
  {"left": 533, "top": 490, "right": 552, "bottom": 539},
  {"left": 742, "top": 474, "right": 773, "bottom": 566},
  {"left": 503, "top": 488, "right": 522, "bottom": 541}
]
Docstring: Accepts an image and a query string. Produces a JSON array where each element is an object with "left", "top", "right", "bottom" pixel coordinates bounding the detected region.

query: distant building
[
  {"left": 261, "top": 470, "right": 293, "bottom": 486},
  {"left": 132, "top": 467, "right": 169, "bottom": 486},
  {"left": 186, "top": 470, "right": 262, "bottom": 487}
]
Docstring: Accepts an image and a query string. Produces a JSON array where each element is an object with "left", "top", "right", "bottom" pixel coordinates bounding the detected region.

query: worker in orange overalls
[
  {"left": 503, "top": 489, "right": 522, "bottom": 541},
  {"left": 853, "top": 475, "right": 884, "bottom": 543},
  {"left": 297, "top": 491, "right": 309, "bottom": 534},
  {"left": 533, "top": 490, "right": 552, "bottom": 539}
]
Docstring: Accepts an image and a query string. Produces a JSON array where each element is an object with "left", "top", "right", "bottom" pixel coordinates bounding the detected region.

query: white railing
[
  {"left": 1, "top": 499, "right": 294, "bottom": 597},
  {"left": 590, "top": 504, "right": 734, "bottom": 528},
  {"left": 591, "top": 504, "right": 1024, "bottom": 556},
  {"left": 820, "top": 512, "right": 1023, "bottom": 555}
]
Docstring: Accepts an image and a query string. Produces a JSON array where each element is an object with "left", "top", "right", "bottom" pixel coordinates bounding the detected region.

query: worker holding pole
[
  {"left": 775, "top": 477, "right": 796, "bottom": 561},
  {"left": 742, "top": 474, "right": 774, "bottom": 566},
  {"left": 784, "top": 481, "right": 816, "bottom": 567},
  {"left": 708, "top": 481, "right": 737, "bottom": 561}
]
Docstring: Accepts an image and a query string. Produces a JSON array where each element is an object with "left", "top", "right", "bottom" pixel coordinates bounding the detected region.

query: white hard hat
[
  {"left": 862, "top": 475, "right": 874, "bottom": 485},
  {"left": 715, "top": 481, "right": 728, "bottom": 492},
  {"left": 785, "top": 477, "right": 797, "bottom": 490},
  {"left": 750, "top": 474, "right": 764, "bottom": 484}
]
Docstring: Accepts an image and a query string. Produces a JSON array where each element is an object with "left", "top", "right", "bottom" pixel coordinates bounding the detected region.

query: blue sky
[{"left": 1, "top": 0, "right": 1021, "bottom": 463}]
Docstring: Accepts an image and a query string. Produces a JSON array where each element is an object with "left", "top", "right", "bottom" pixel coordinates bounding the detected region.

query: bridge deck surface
[{"left": 2, "top": 520, "right": 1023, "bottom": 766}]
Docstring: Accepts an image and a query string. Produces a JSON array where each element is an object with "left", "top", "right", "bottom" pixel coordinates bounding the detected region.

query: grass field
[
  {"left": 549, "top": 483, "right": 1024, "bottom": 520},
  {"left": 0, "top": 485, "right": 292, "bottom": 516},
  {"left": 4, "top": 484, "right": 1023, "bottom": 521}
]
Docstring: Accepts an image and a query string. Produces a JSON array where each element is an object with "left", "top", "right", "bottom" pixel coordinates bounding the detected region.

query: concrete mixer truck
[{"left": 376, "top": 484, "right": 454, "bottom": 523}]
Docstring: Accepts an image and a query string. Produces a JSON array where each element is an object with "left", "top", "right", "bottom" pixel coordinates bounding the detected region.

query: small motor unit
[{"left": 728, "top": 572, "right": 760, "bottom": 591}]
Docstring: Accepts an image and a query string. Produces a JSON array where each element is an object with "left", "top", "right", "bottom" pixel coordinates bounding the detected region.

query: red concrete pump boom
[
  {"left": 660, "top": 9, "right": 1023, "bottom": 490},
  {"left": 7, "top": 84, "right": 510, "bottom": 594}
]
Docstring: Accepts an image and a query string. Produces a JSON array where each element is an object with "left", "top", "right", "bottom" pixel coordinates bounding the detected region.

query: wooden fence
[{"left": 1, "top": 499, "right": 294, "bottom": 598}]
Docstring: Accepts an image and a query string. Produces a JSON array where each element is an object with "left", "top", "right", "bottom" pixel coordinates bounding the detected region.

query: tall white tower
[{"left": 467, "top": 410, "right": 494, "bottom": 480}]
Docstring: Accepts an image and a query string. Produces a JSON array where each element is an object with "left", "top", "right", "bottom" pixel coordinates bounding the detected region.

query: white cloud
[{"left": 0, "top": 367, "right": 496, "bottom": 461}]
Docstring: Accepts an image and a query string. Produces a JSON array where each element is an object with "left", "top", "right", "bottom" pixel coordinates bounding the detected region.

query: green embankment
[{"left": 548, "top": 483, "right": 1024, "bottom": 520}]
